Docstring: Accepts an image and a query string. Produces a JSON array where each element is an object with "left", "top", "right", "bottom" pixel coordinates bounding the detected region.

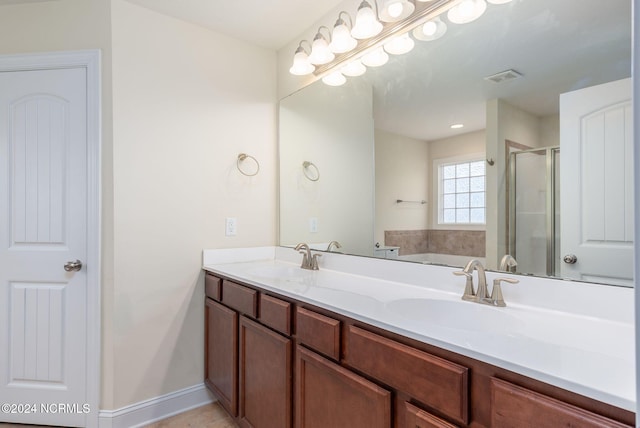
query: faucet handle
[
  {"left": 310, "top": 253, "right": 322, "bottom": 270},
  {"left": 453, "top": 271, "right": 475, "bottom": 301},
  {"left": 294, "top": 243, "right": 311, "bottom": 269},
  {"left": 490, "top": 277, "right": 519, "bottom": 307}
]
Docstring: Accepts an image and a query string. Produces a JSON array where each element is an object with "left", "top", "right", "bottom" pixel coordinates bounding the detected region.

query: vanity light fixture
[
  {"left": 447, "top": 0, "right": 487, "bottom": 24},
  {"left": 289, "top": 0, "right": 513, "bottom": 86},
  {"left": 450, "top": 123, "right": 464, "bottom": 129},
  {"left": 289, "top": 40, "right": 315, "bottom": 76},
  {"left": 308, "top": 26, "right": 335, "bottom": 65},
  {"left": 341, "top": 59, "right": 367, "bottom": 77},
  {"left": 322, "top": 70, "right": 347, "bottom": 86},
  {"left": 362, "top": 47, "right": 390, "bottom": 67},
  {"left": 384, "top": 32, "right": 415, "bottom": 55},
  {"left": 412, "top": 16, "right": 447, "bottom": 41},
  {"left": 329, "top": 12, "right": 358, "bottom": 53},
  {"left": 379, "top": 0, "right": 415, "bottom": 22},
  {"left": 351, "top": 0, "right": 383, "bottom": 39}
]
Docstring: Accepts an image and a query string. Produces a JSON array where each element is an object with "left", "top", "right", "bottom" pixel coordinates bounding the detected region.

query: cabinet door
[
  {"left": 239, "top": 317, "right": 292, "bottom": 428},
  {"left": 205, "top": 298, "right": 238, "bottom": 416},
  {"left": 402, "top": 401, "right": 459, "bottom": 428},
  {"left": 491, "top": 378, "right": 632, "bottom": 428},
  {"left": 296, "top": 345, "right": 391, "bottom": 428},
  {"left": 345, "top": 325, "right": 468, "bottom": 425}
]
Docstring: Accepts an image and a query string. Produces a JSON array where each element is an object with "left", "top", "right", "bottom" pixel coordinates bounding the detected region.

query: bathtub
[{"left": 398, "top": 252, "right": 485, "bottom": 267}]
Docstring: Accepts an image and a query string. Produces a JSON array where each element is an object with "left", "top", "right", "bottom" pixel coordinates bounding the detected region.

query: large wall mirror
[{"left": 279, "top": 0, "right": 633, "bottom": 287}]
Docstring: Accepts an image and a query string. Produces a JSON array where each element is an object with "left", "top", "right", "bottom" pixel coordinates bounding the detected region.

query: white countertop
[{"left": 202, "top": 246, "right": 636, "bottom": 412}]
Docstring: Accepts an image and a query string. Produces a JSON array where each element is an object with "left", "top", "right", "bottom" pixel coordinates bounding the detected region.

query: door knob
[
  {"left": 64, "top": 260, "right": 83, "bottom": 272},
  {"left": 563, "top": 254, "right": 577, "bottom": 264}
]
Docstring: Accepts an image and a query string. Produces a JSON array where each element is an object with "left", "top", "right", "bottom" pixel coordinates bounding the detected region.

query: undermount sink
[
  {"left": 248, "top": 265, "right": 313, "bottom": 282},
  {"left": 385, "top": 298, "right": 525, "bottom": 334}
]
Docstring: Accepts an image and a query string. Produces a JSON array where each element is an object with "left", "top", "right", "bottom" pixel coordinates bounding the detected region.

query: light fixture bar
[{"left": 312, "top": 0, "right": 459, "bottom": 78}]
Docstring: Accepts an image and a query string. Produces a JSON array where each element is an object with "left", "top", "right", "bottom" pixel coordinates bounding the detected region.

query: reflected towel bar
[{"left": 396, "top": 199, "right": 426, "bottom": 204}]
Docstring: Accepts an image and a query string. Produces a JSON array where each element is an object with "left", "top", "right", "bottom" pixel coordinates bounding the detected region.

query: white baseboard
[{"left": 98, "top": 383, "right": 216, "bottom": 428}]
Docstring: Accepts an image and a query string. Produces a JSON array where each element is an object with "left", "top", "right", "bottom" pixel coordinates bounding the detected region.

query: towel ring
[
  {"left": 237, "top": 153, "right": 260, "bottom": 177},
  {"left": 302, "top": 161, "right": 320, "bottom": 181}
]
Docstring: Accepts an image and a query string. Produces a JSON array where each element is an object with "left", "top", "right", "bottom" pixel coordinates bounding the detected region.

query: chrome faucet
[
  {"left": 453, "top": 259, "right": 518, "bottom": 306},
  {"left": 499, "top": 254, "right": 518, "bottom": 273},
  {"left": 294, "top": 243, "right": 321, "bottom": 270},
  {"left": 326, "top": 240, "right": 342, "bottom": 252}
]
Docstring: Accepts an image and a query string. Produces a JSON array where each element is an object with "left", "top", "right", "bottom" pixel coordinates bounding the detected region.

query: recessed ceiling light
[{"left": 450, "top": 123, "right": 464, "bottom": 129}]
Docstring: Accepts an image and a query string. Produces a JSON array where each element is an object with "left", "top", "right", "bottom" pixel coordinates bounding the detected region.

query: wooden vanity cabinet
[
  {"left": 345, "top": 325, "right": 468, "bottom": 425},
  {"left": 205, "top": 298, "right": 238, "bottom": 416},
  {"left": 204, "top": 271, "right": 634, "bottom": 428},
  {"left": 490, "top": 378, "right": 631, "bottom": 428},
  {"left": 402, "top": 401, "right": 460, "bottom": 428},
  {"left": 205, "top": 276, "right": 293, "bottom": 427},
  {"left": 239, "top": 317, "right": 292, "bottom": 428},
  {"left": 295, "top": 345, "right": 391, "bottom": 428},
  {"left": 295, "top": 306, "right": 341, "bottom": 360}
]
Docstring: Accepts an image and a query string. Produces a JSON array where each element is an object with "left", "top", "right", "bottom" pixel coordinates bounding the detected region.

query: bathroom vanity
[{"left": 202, "top": 247, "right": 635, "bottom": 428}]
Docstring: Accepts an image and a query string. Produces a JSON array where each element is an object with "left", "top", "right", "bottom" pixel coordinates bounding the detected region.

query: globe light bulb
[
  {"left": 422, "top": 21, "right": 438, "bottom": 36},
  {"left": 388, "top": 2, "right": 403, "bottom": 18}
]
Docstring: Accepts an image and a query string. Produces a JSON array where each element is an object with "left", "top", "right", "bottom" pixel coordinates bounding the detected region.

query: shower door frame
[{"left": 508, "top": 146, "right": 560, "bottom": 277}]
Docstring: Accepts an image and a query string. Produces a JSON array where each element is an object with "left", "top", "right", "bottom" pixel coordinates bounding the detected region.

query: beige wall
[
  {"left": 540, "top": 114, "right": 560, "bottom": 147},
  {"left": 110, "top": 0, "right": 276, "bottom": 409},
  {"left": 375, "top": 129, "right": 429, "bottom": 244},
  {"left": 0, "top": 0, "right": 278, "bottom": 412}
]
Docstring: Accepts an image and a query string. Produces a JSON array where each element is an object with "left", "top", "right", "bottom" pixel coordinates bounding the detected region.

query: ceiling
[
  {"left": 364, "top": 0, "right": 632, "bottom": 141},
  {"left": 121, "top": 0, "right": 631, "bottom": 143},
  {"left": 124, "top": 0, "right": 345, "bottom": 50}
]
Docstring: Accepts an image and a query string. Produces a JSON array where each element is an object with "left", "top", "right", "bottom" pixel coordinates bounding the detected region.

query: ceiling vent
[{"left": 484, "top": 69, "right": 523, "bottom": 83}]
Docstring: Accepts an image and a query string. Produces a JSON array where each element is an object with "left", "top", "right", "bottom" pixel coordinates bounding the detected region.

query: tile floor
[
  {"left": 143, "top": 402, "right": 237, "bottom": 428},
  {"left": 0, "top": 402, "right": 238, "bottom": 428}
]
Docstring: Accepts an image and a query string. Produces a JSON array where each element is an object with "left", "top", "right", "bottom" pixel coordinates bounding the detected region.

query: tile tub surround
[
  {"left": 202, "top": 247, "right": 635, "bottom": 412},
  {"left": 384, "top": 230, "right": 429, "bottom": 255},
  {"left": 384, "top": 229, "right": 485, "bottom": 256}
]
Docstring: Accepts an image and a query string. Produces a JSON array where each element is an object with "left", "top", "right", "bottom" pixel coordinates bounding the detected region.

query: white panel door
[
  {"left": 560, "top": 78, "right": 633, "bottom": 285},
  {"left": 0, "top": 67, "right": 89, "bottom": 426}
]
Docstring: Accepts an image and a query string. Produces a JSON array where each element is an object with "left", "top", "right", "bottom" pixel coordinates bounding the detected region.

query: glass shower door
[{"left": 508, "top": 147, "right": 560, "bottom": 277}]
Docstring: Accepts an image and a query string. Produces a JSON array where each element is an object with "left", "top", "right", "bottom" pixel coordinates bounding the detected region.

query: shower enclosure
[{"left": 508, "top": 147, "right": 560, "bottom": 277}]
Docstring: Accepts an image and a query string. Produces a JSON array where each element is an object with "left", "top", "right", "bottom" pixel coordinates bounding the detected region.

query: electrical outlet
[
  {"left": 309, "top": 217, "right": 318, "bottom": 233},
  {"left": 225, "top": 217, "right": 237, "bottom": 236}
]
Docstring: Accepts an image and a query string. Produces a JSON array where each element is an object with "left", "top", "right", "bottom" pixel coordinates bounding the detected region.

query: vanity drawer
[
  {"left": 295, "top": 307, "right": 341, "bottom": 360},
  {"left": 222, "top": 280, "right": 258, "bottom": 317},
  {"left": 490, "top": 378, "right": 632, "bottom": 428},
  {"left": 345, "top": 325, "right": 468, "bottom": 425},
  {"left": 205, "top": 273, "right": 221, "bottom": 301},
  {"left": 259, "top": 294, "right": 292, "bottom": 336},
  {"left": 402, "top": 401, "right": 459, "bottom": 428}
]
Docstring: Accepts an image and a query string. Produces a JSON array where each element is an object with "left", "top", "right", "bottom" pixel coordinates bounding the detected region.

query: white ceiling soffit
[{"left": 124, "top": 0, "right": 346, "bottom": 50}]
